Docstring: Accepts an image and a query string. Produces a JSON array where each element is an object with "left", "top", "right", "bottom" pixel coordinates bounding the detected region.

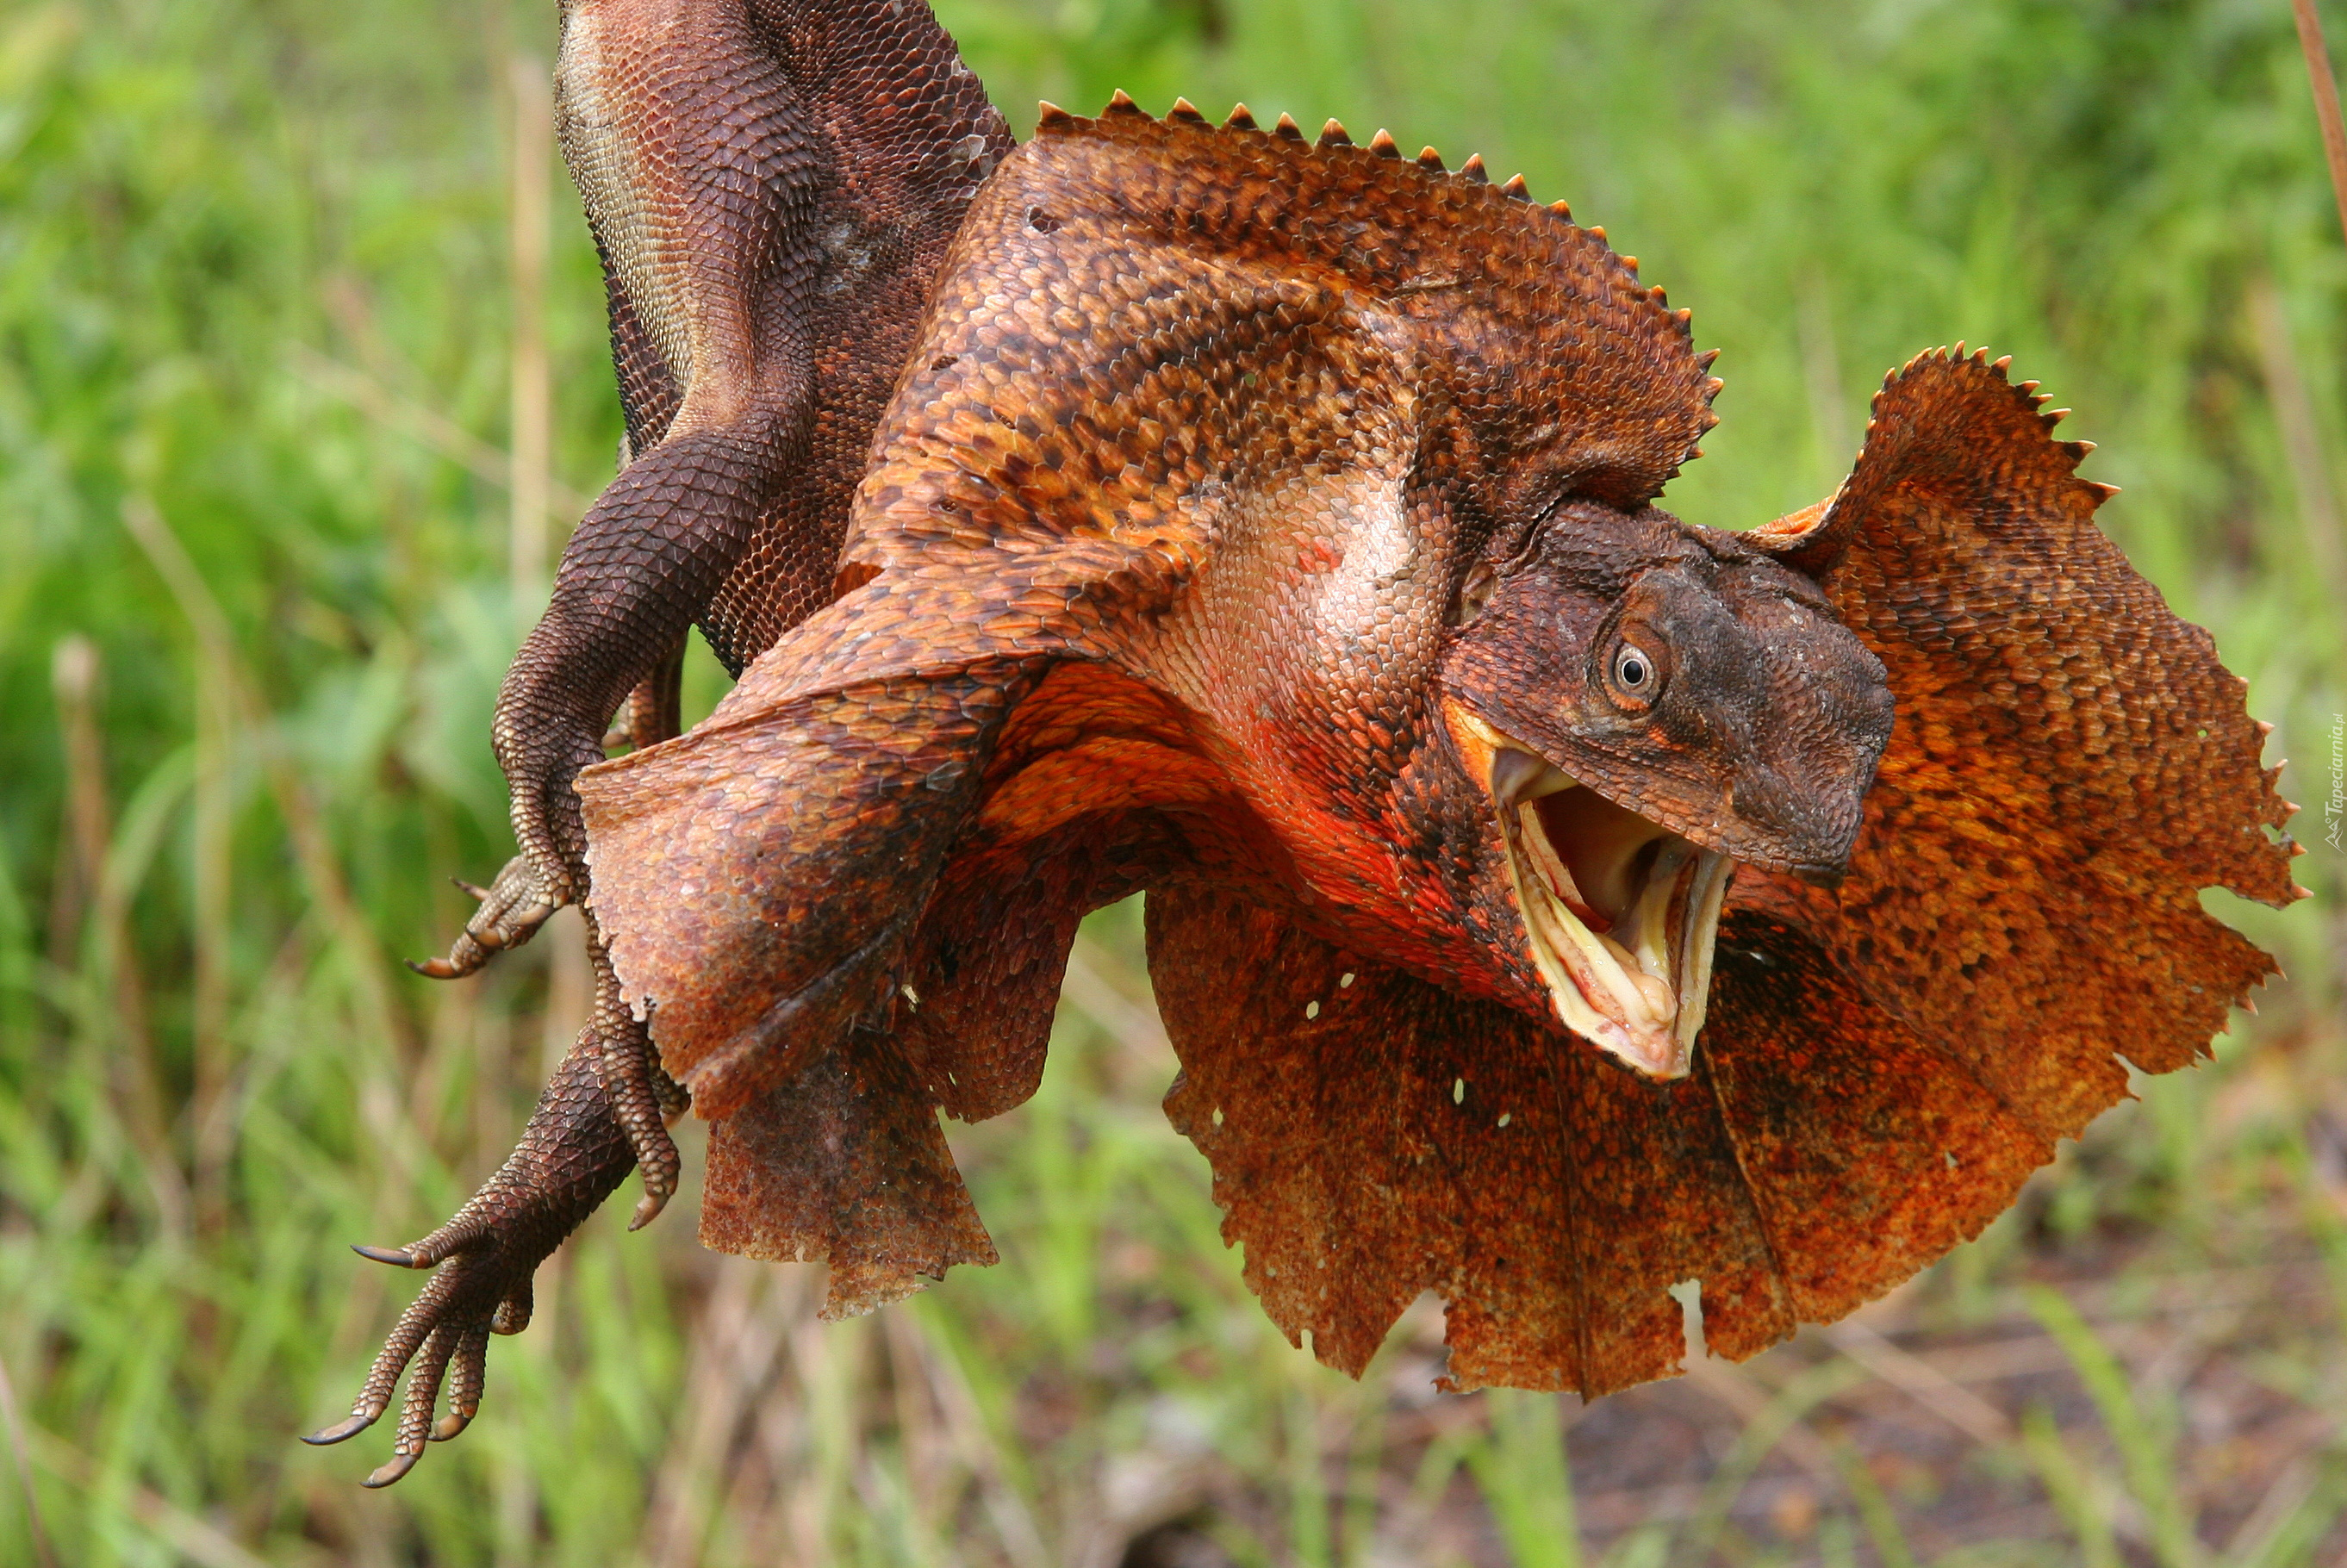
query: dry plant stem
[
  {"left": 48, "top": 638, "right": 186, "bottom": 1235},
  {"left": 289, "top": 346, "right": 595, "bottom": 518},
  {"left": 907, "top": 1310, "right": 1052, "bottom": 1568},
  {"left": 96, "top": 536, "right": 227, "bottom": 1229},
  {"left": 2293, "top": 0, "right": 2347, "bottom": 251},
  {"left": 508, "top": 51, "right": 552, "bottom": 601},
  {"left": 2247, "top": 279, "right": 2347, "bottom": 609},
  {"left": 0, "top": 1351, "right": 57, "bottom": 1568},
  {"left": 120, "top": 496, "right": 407, "bottom": 1043},
  {"left": 1823, "top": 1321, "right": 2014, "bottom": 1449},
  {"left": 1686, "top": 1360, "right": 1840, "bottom": 1484},
  {"left": 638, "top": 1260, "right": 788, "bottom": 1568},
  {"left": 2222, "top": 1451, "right": 2324, "bottom": 1561},
  {"left": 44, "top": 639, "right": 102, "bottom": 968},
  {"left": 190, "top": 607, "right": 232, "bottom": 1233}
]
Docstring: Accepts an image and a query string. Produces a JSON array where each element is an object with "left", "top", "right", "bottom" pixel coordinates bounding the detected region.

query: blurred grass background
[{"left": 2, "top": 0, "right": 2345, "bottom": 1562}]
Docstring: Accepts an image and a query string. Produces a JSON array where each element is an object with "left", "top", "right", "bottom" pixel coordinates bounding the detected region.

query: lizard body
[{"left": 314, "top": 9, "right": 2302, "bottom": 1484}]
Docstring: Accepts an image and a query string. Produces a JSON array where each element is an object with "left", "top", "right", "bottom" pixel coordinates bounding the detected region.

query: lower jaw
[{"left": 1493, "top": 782, "right": 1734, "bottom": 1080}]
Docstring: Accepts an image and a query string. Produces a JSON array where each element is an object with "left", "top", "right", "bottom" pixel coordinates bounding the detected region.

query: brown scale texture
[
  {"left": 601, "top": 99, "right": 1718, "bottom": 971},
  {"left": 1149, "top": 886, "right": 1584, "bottom": 1388},
  {"left": 340, "top": 3, "right": 1017, "bottom": 1457},
  {"left": 582, "top": 101, "right": 1718, "bottom": 1316},
  {"left": 582, "top": 660, "right": 1042, "bottom": 1122},
  {"left": 1148, "top": 889, "right": 2053, "bottom": 1391},
  {"left": 308, "top": 1028, "right": 635, "bottom": 1484},
  {"left": 341, "top": 53, "right": 2300, "bottom": 1479},
  {"left": 696, "top": 1, "right": 1015, "bottom": 663},
  {"left": 839, "top": 98, "right": 1715, "bottom": 613},
  {"left": 564, "top": 0, "right": 1012, "bottom": 675},
  {"left": 445, "top": 0, "right": 1012, "bottom": 974},
  {"left": 892, "top": 808, "right": 1167, "bottom": 1123},
  {"left": 882, "top": 662, "right": 1233, "bottom": 1129},
  {"left": 400, "top": 0, "right": 1015, "bottom": 1315},
  {"left": 701, "top": 1024, "right": 998, "bottom": 1319},
  {"left": 582, "top": 102, "right": 1715, "bottom": 1131},
  {"left": 576, "top": 110, "right": 2294, "bottom": 1372},
  {"left": 1739, "top": 349, "right": 2299, "bottom": 1141}
]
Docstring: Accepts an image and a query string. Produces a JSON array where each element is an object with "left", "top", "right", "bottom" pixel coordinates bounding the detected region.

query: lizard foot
[
  {"left": 305, "top": 1036, "right": 632, "bottom": 1485},
  {"left": 408, "top": 856, "right": 566, "bottom": 979}
]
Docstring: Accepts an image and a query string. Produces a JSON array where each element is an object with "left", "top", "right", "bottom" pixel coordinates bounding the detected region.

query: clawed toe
[
  {"left": 596, "top": 1013, "right": 686, "bottom": 1233},
  {"left": 302, "top": 1409, "right": 382, "bottom": 1447},
  {"left": 312, "top": 1250, "right": 481, "bottom": 1485},
  {"left": 319, "top": 1024, "right": 634, "bottom": 1484},
  {"left": 491, "top": 1279, "right": 535, "bottom": 1336},
  {"left": 363, "top": 1450, "right": 420, "bottom": 1489},
  {"left": 352, "top": 1243, "right": 418, "bottom": 1266},
  {"left": 431, "top": 1323, "right": 491, "bottom": 1441},
  {"left": 408, "top": 856, "right": 564, "bottom": 979}
]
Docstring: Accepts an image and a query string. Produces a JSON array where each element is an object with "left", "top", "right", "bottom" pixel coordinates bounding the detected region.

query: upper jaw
[{"left": 1450, "top": 708, "right": 1733, "bottom": 1080}]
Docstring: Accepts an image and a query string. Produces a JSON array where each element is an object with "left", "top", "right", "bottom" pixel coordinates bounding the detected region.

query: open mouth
[{"left": 1464, "top": 719, "right": 1733, "bottom": 1080}]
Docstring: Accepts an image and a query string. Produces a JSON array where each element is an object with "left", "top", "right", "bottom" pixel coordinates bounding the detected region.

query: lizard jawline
[{"left": 1484, "top": 742, "right": 1732, "bottom": 1080}]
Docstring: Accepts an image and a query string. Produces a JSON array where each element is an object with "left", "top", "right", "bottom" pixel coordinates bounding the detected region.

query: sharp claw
[
  {"left": 303, "top": 1411, "right": 381, "bottom": 1446},
  {"left": 352, "top": 1244, "right": 418, "bottom": 1267},
  {"left": 363, "top": 1449, "right": 422, "bottom": 1488},
  {"left": 451, "top": 877, "right": 491, "bottom": 902},
  {"left": 628, "top": 1188, "right": 670, "bottom": 1231},
  {"left": 406, "top": 956, "right": 462, "bottom": 979},
  {"left": 429, "top": 1410, "right": 473, "bottom": 1441}
]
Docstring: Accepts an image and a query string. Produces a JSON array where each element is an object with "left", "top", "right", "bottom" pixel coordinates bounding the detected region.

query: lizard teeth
[{"left": 1486, "top": 745, "right": 1732, "bottom": 1079}]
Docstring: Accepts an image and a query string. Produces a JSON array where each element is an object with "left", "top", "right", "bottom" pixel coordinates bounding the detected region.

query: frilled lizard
[{"left": 309, "top": 0, "right": 2304, "bottom": 1485}]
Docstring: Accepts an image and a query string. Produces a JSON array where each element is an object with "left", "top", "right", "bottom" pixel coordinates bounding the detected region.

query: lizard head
[{"left": 1427, "top": 503, "right": 1892, "bottom": 1078}]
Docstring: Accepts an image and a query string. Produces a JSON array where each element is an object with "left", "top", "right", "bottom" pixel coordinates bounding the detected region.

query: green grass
[{"left": 3, "top": 0, "right": 2345, "bottom": 1562}]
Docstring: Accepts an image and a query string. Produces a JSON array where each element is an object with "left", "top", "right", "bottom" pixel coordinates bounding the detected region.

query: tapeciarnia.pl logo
[{"left": 2326, "top": 713, "right": 2344, "bottom": 852}]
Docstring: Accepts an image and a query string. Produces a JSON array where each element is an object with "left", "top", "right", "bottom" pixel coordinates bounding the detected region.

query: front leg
[
  {"left": 416, "top": 0, "right": 1010, "bottom": 978},
  {"left": 416, "top": 420, "right": 780, "bottom": 979},
  {"left": 417, "top": 0, "right": 819, "bottom": 979}
]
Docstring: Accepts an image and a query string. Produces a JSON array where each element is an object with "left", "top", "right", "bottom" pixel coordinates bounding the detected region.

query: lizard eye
[{"left": 1606, "top": 639, "right": 1665, "bottom": 709}]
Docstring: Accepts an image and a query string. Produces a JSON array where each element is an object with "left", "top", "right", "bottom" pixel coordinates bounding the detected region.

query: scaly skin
[
  {"left": 426, "top": 0, "right": 1007, "bottom": 979},
  {"left": 305, "top": 1017, "right": 630, "bottom": 1486},
  {"left": 324, "top": 0, "right": 1010, "bottom": 1482},
  {"left": 457, "top": 0, "right": 1011, "bottom": 964},
  {"left": 582, "top": 106, "right": 2298, "bottom": 1394},
  {"left": 322, "top": 23, "right": 2305, "bottom": 1483}
]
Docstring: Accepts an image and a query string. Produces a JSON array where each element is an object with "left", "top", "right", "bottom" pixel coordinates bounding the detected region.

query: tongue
[
  {"left": 1532, "top": 787, "right": 1669, "bottom": 924},
  {"left": 1609, "top": 955, "right": 1674, "bottom": 1017}
]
